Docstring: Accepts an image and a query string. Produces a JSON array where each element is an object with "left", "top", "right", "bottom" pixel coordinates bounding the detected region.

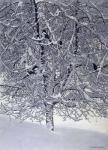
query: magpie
[{"left": 93, "top": 63, "right": 98, "bottom": 70}]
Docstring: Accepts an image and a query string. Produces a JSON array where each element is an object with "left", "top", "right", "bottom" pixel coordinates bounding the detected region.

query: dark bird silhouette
[
  {"left": 45, "top": 34, "right": 50, "bottom": 39},
  {"left": 59, "top": 40, "right": 62, "bottom": 45},
  {"left": 42, "top": 30, "right": 51, "bottom": 42},
  {"left": 27, "top": 65, "right": 38, "bottom": 75},
  {"left": 32, "top": 65, "right": 38, "bottom": 70},
  {"left": 23, "top": 65, "right": 38, "bottom": 79},
  {"left": 93, "top": 63, "right": 98, "bottom": 70}
]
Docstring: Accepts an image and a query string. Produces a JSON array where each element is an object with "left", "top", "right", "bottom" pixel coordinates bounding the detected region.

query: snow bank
[{"left": 0, "top": 116, "right": 108, "bottom": 150}]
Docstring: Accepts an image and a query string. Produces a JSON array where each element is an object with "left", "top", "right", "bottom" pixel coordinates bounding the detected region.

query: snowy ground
[{"left": 0, "top": 116, "right": 108, "bottom": 150}]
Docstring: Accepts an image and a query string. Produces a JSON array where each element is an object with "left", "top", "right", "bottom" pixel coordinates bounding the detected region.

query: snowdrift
[{"left": 0, "top": 116, "right": 108, "bottom": 150}]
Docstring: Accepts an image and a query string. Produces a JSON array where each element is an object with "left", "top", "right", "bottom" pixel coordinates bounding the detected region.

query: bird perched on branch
[
  {"left": 92, "top": 63, "right": 108, "bottom": 74},
  {"left": 27, "top": 65, "right": 38, "bottom": 75},
  {"left": 23, "top": 65, "right": 39, "bottom": 79},
  {"left": 42, "top": 29, "right": 51, "bottom": 42},
  {"left": 93, "top": 63, "right": 98, "bottom": 70}
]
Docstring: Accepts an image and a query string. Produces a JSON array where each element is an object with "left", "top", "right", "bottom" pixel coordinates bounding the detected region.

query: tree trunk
[
  {"left": 32, "top": 0, "right": 40, "bottom": 37},
  {"left": 45, "top": 103, "right": 54, "bottom": 131},
  {"left": 32, "top": 1, "right": 53, "bottom": 131},
  {"left": 74, "top": 0, "right": 79, "bottom": 54}
]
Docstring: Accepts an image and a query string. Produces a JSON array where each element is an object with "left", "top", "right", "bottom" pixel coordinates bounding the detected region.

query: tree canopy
[{"left": 0, "top": 0, "right": 108, "bottom": 130}]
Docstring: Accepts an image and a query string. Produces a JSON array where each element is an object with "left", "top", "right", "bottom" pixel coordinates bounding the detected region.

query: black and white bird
[
  {"left": 42, "top": 29, "right": 51, "bottom": 42},
  {"left": 23, "top": 65, "right": 38, "bottom": 79},
  {"left": 93, "top": 63, "right": 98, "bottom": 70},
  {"left": 27, "top": 65, "right": 38, "bottom": 75},
  {"left": 93, "top": 63, "right": 108, "bottom": 74}
]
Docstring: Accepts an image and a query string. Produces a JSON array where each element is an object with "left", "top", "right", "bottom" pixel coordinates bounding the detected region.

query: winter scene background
[{"left": 0, "top": 0, "right": 108, "bottom": 150}]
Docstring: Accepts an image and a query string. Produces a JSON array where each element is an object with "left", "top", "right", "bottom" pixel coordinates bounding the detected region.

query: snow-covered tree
[{"left": 0, "top": 0, "right": 108, "bottom": 131}]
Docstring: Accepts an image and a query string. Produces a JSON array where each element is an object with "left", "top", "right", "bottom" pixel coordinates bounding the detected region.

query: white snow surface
[{"left": 0, "top": 116, "right": 108, "bottom": 150}]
